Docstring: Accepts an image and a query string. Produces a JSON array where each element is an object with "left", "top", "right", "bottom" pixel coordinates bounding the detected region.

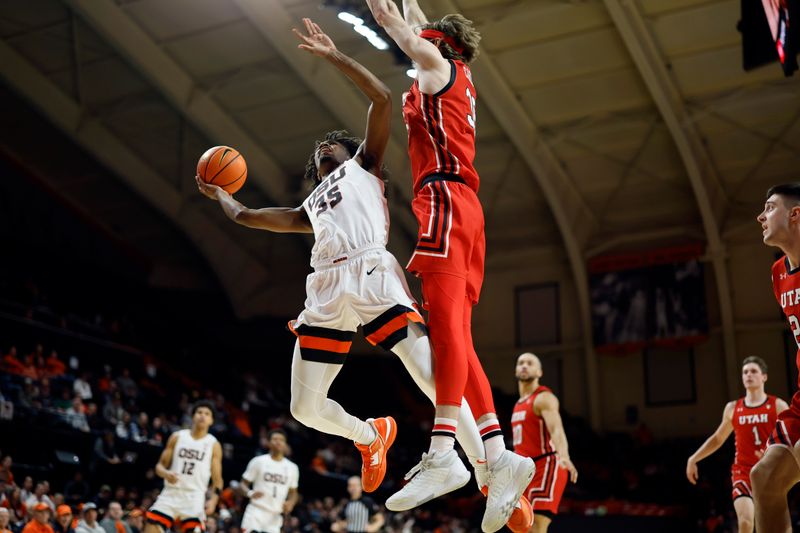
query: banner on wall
[{"left": 589, "top": 244, "right": 709, "bottom": 354}]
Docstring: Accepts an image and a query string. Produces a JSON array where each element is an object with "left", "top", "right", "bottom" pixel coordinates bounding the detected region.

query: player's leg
[
  {"left": 422, "top": 271, "right": 470, "bottom": 454},
  {"left": 529, "top": 513, "right": 551, "bottom": 533},
  {"left": 145, "top": 509, "right": 174, "bottom": 533},
  {"left": 732, "top": 497, "right": 754, "bottom": 533},
  {"left": 389, "top": 319, "right": 485, "bottom": 464},
  {"left": 751, "top": 444, "right": 798, "bottom": 532},
  {"left": 289, "top": 338, "right": 374, "bottom": 443},
  {"left": 461, "top": 296, "right": 535, "bottom": 532}
]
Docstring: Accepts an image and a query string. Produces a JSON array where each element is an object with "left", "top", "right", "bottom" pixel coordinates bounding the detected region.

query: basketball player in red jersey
[
  {"left": 512, "top": 353, "right": 578, "bottom": 533},
  {"left": 685, "top": 356, "right": 787, "bottom": 533},
  {"left": 752, "top": 183, "right": 800, "bottom": 531},
  {"left": 364, "top": 2, "right": 534, "bottom": 531}
]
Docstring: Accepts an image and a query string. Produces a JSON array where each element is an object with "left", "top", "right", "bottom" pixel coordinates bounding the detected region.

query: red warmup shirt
[
  {"left": 511, "top": 386, "right": 554, "bottom": 458},
  {"left": 772, "top": 256, "right": 800, "bottom": 412},
  {"left": 731, "top": 396, "right": 778, "bottom": 469},
  {"left": 402, "top": 59, "right": 480, "bottom": 194}
]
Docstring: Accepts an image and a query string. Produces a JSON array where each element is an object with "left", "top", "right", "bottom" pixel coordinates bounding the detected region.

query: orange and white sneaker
[{"left": 354, "top": 416, "right": 397, "bottom": 492}]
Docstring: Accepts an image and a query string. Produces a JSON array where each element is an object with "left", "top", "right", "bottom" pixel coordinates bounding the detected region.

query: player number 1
[{"left": 752, "top": 426, "right": 762, "bottom": 447}]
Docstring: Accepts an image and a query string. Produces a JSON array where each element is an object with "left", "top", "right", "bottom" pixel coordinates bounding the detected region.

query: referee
[{"left": 331, "top": 477, "right": 384, "bottom": 533}]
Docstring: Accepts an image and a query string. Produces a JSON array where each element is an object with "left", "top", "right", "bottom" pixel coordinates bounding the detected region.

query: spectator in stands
[
  {"left": 20, "top": 356, "right": 38, "bottom": 381},
  {"left": 38, "top": 379, "right": 53, "bottom": 410},
  {"left": 85, "top": 404, "right": 100, "bottom": 432},
  {"left": 102, "top": 395, "right": 124, "bottom": 427},
  {"left": 93, "top": 433, "right": 120, "bottom": 468},
  {"left": 20, "top": 478, "right": 34, "bottom": 504},
  {"left": 63, "top": 473, "right": 88, "bottom": 507},
  {"left": 116, "top": 370, "right": 137, "bottom": 401},
  {"left": 0, "top": 508, "right": 11, "bottom": 533},
  {"left": 2, "top": 487, "right": 26, "bottom": 523},
  {"left": 123, "top": 510, "right": 142, "bottom": 533},
  {"left": 25, "top": 484, "right": 54, "bottom": 513},
  {"left": 45, "top": 352, "right": 65, "bottom": 378},
  {"left": 99, "top": 502, "right": 129, "bottom": 533},
  {"left": 0, "top": 457, "right": 13, "bottom": 485},
  {"left": 115, "top": 413, "right": 132, "bottom": 441},
  {"left": 96, "top": 368, "right": 113, "bottom": 397},
  {"left": 129, "top": 414, "right": 149, "bottom": 444},
  {"left": 94, "top": 487, "right": 111, "bottom": 513},
  {"left": 65, "top": 398, "right": 90, "bottom": 433},
  {"left": 75, "top": 504, "right": 103, "bottom": 533},
  {"left": 22, "top": 503, "right": 53, "bottom": 533},
  {"left": 73, "top": 374, "right": 92, "bottom": 402},
  {"left": 2, "top": 347, "right": 23, "bottom": 375},
  {"left": 18, "top": 379, "right": 41, "bottom": 411},
  {"left": 53, "top": 505, "right": 74, "bottom": 533}
]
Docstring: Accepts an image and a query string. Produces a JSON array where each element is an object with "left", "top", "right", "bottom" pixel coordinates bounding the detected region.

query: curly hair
[
  {"left": 304, "top": 130, "right": 362, "bottom": 183},
  {"left": 420, "top": 14, "right": 481, "bottom": 64}
]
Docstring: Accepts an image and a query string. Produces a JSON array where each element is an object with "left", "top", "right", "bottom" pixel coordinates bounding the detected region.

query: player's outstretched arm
[
  {"left": 293, "top": 18, "right": 391, "bottom": 175},
  {"left": 155, "top": 433, "right": 179, "bottom": 485},
  {"left": 195, "top": 176, "right": 312, "bottom": 233},
  {"left": 402, "top": 0, "right": 429, "bottom": 27},
  {"left": 365, "top": 0, "right": 446, "bottom": 72},
  {"left": 686, "top": 401, "right": 734, "bottom": 485},
  {"left": 205, "top": 441, "right": 223, "bottom": 516},
  {"left": 537, "top": 393, "right": 578, "bottom": 483}
]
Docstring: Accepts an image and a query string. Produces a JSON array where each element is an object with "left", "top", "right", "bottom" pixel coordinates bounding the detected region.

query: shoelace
[{"left": 403, "top": 452, "right": 435, "bottom": 481}]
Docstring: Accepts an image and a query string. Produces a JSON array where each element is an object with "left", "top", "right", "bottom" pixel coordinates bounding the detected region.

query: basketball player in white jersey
[
  {"left": 145, "top": 401, "right": 223, "bottom": 533},
  {"left": 195, "top": 19, "right": 506, "bottom": 510},
  {"left": 238, "top": 429, "right": 299, "bottom": 533}
]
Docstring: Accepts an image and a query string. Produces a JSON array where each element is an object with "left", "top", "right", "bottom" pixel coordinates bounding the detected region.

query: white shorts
[
  {"left": 240, "top": 505, "right": 283, "bottom": 533},
  {"left": 290, "top": 248, "right": 424, "bottom": 363},
  {"left": 147, "top": 488, "right": 205, "bottom": 531}
]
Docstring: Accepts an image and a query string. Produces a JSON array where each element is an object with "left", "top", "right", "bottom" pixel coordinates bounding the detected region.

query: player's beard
[{"left": 517, "top": 376, "right": 534, "bottom": 384}]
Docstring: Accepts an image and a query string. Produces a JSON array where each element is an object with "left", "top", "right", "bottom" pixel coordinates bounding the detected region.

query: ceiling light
[{"left": 338, "top": 11, "right": 389, "bottom": 51}]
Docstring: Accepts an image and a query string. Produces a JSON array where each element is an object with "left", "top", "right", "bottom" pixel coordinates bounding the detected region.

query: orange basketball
[{"left": 197, "top": 146, "right": 247, "bottom": 194}]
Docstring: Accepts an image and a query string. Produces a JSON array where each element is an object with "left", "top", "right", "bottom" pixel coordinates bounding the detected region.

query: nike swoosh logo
[{"left": 367, "top": 266, "right": 377, "bottom": 275}]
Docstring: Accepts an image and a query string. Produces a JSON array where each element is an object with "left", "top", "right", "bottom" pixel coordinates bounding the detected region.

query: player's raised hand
[
  {"left": 686, "top": 458, "right": 699, "bottom": 485},
  {"left": 196, "top": 174, "right": 226, "bottom": 200},
  {"left": 293, "top": 18, "right": 337, "bottom": 57},
  {"left": 559, "top": 456, "right": 579, "bottom": 483}
]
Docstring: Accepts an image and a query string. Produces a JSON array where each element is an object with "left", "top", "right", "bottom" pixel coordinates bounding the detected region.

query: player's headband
[{"left": 419, "top": 29, "right": 464, "bottom": 55}]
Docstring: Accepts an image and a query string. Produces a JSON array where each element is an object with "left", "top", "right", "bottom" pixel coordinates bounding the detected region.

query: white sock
[
  {"left": 352, "top": 420, "right": 377, "bottom": 445},
  {"left": 484, "top": 435, "right": 505, "bottom": 465},
  {"left": 429, "top": 435, "right": 455, "bottom": 454}
]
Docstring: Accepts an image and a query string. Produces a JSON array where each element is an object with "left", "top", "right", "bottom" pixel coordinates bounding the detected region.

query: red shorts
[
  {"left": 407, "top": 178, "right": 485, "bottom": 305},
  {"left": 768, "top": 400, "right": 800, "bottom": 449},
  {"left": 730, "top": 464, "right": 753, "bottom": 501},
  {"left": 524, "top": 453, "right": 568, "bottom": 516}
]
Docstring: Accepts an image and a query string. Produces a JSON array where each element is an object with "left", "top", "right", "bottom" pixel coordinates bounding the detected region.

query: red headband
[{"left": 419, "top": 29, "right": 464, "bottom": 55}]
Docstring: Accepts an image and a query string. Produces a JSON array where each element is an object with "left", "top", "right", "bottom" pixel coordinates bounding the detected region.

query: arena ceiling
[{"left": 0, "top": 0, "right": 797, "bottom": 360}]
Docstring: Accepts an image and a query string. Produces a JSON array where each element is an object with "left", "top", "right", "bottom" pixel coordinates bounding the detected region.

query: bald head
[{"left": 515, "top": 352, "right": 542, "bottom": 382}]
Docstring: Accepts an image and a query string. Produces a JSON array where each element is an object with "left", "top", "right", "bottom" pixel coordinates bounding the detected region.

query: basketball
[{"left": 197, "top": 146, "right": 247, "bottom": 194}]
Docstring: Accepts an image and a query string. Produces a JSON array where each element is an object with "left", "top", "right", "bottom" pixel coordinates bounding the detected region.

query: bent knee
[{"left": 290, "top": 395, "right": 319, "bottom": 425}]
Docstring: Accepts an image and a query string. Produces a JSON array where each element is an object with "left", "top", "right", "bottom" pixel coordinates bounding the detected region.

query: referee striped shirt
[{"left": 343, "top": 496, "right": 378, "bottom": 533}]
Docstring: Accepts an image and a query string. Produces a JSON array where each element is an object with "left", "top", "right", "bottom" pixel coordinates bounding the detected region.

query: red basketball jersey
[
  {"left": 511, "top": 386, "right": 554, "bottom": 458},
  {"left": 402, "top": 60, "right": 480, "bottom": 194},
  {"left": 772, "top": 256, "right": 800, "bottom": 412},
  {"left": 731, "top": 395, "right": 778, "bottom": 469}
]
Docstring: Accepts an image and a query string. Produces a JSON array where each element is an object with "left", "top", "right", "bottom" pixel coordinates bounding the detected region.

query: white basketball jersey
[
  {"left": 242, "top": 455, "right": 299, "bottom": 514},
  {"left": 303, "top": 158, "right": 389, "bottom": 268},
  {"left": 168, "top": 429, "right": 217, "bottom": 493}
]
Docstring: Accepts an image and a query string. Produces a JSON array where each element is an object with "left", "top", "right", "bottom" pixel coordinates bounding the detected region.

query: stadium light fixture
[{"left": 337, "top": 11, "right": 389, "bottom": 50}]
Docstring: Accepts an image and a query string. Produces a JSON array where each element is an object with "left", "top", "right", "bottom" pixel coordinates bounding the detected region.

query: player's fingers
[
  {"left": 292, "top": 28, "right": 310, "bottom": 43},
  {"left": 312, "top": 21, "right": 323, "bottom": 34},
  {"left": 304, "top": 18, "right": 315, "bottom": 35}
]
